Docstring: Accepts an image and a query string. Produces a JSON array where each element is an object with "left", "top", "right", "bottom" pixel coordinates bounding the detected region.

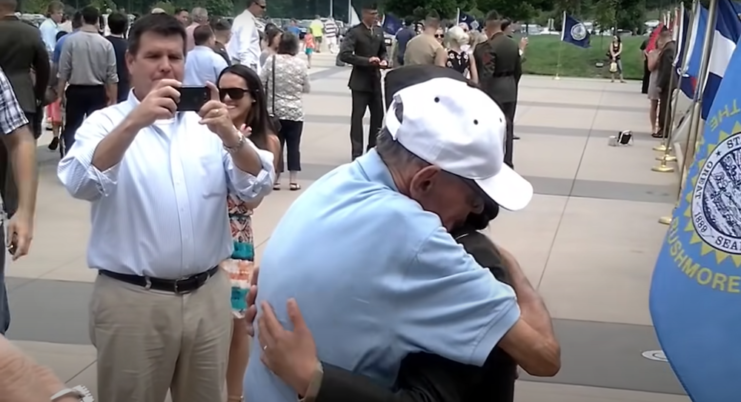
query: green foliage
[
  {"left": 476, "top": 0, "right": 538, "bottom": 22},
  {"left": 592, "top": 0, "right": 617, "bottom": 31},
  {"left": 383, "top": 0, "right": 465, "bottom": 20},
  {"left": 204, "top": 0, "right": 232, "bottom": 17}
]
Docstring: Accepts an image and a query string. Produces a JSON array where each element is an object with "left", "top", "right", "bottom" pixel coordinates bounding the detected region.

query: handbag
[
  {"left": 267, "top": 55, "right": 281, "bottom": 132},
  {"left": 609, "top": 61, "right": 618, "bottom": 73}
]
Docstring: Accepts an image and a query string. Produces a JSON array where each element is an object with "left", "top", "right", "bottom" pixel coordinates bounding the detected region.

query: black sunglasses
[
  {"left": 219, "top": 88, "right": 250, "bottom": 101},
  {"left": 434, "top": 34, "right": 444, "bottom": 38}
]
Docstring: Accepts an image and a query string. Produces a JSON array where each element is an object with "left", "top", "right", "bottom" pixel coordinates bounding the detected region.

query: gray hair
[
  {"left": 191, "top": 7, "right": 208, "bottom": 23},
  {"left": 446, "top": 26, "right": 469, "bottom": 47},
  {"left": 375, "top": 128, "right": 428, "bottom": 168}
]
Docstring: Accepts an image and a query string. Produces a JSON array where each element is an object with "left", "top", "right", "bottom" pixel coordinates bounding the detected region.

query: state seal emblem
[
  {"left": 570, "top": 23, "right": 587, "bottom": 41},
  {"left": 691, "top": 133, "right": 741, "bottom": 255}
]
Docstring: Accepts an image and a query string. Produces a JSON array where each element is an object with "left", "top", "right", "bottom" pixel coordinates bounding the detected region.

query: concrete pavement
[{"left": 7, "top": 53, "right": 688, "bottom": 401}]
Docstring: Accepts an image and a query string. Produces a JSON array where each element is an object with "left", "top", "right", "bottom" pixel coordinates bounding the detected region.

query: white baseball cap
[{"left": 384, "top": 77, "right": 533, "bottom": 211}]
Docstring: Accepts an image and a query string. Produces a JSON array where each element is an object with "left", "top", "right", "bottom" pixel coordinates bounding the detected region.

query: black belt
[
  {"left": 99, "top": 266, "right": 219, "bottom": 294},
  {"left": 492, "top": 72, "right": 515, "bottom": 78}
]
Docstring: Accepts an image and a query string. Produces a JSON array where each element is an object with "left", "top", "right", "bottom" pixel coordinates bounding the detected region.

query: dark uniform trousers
[
  {"left": 338, "top": 23, "right": 388, "bottom": 160},
  {"left": 473, "top": 33, "right": 522, "bottom": 169},
  {"left": 62, "top": 85, "right": 107, "bottom": 155}
]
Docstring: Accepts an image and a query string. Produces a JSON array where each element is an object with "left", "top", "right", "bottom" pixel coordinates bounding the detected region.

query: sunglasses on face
[
  {"left": 219, "top": 88, "right": 250, "bottom": 101},
  {"left": 435, "top": 34, "right": 444, "bottom": 38}
]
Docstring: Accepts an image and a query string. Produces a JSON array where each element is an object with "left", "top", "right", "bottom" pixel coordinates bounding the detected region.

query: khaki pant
[{"left": 89, "top": 269, "right": 232, "bottom": 402}]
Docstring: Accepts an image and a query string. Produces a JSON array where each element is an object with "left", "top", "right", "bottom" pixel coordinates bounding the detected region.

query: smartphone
[{"left": 176, "top": 87, "right": 210, "bottom": 112}]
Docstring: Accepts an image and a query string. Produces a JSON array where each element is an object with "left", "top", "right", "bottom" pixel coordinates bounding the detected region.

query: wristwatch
[
  {"left": 223, "top": 132, "right": 247, "bottom": 154},
  {"left": 51, "top": 385, "right": 94, "bottom": 401},
  {"left": 298, "top": 361, "right": 324, "bottom": 402}
]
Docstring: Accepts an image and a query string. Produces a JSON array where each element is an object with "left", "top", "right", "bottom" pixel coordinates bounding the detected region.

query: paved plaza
[{"left": 7, "top": 53, "right": 690, "bottom": 401}]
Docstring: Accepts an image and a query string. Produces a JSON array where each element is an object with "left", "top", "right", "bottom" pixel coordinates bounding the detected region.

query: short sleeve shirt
[
  {"left": 243, "top": 150, "right": 520, "bottom": 402},
  {"left": 404, "top": 34, "right": 443, "bottom": 66}
]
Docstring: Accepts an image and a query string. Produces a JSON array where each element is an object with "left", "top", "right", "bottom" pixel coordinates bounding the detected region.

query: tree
[
  {"left": 476, "top": 0, "right": 538, "bottom": 22},
  {"left": 204, "top": 0, "right": 232, "bottom": 16},
  {"left": 384, "top": 0, "right": 464, "bottom": 19},
  {"left": 592, "top": 0, "right": 617, "bottom": 31}
]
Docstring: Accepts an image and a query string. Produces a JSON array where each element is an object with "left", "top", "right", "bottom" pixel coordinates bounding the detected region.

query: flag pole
[
  {"left": 555, "top": 11, "right": 566, "bottom": 80},
  {"left": 683, "top": 0, "right": 717, "bottom": 173}
]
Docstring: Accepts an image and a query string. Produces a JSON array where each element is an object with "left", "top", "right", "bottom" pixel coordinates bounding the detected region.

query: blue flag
[
  {"left": 649, "top": 37, "right": 741, "bottom": 402},
  {"left": 382, "top": 14, "right": 402, "bottom": 36},
  {"left": 458, "top": 11, "right": 476, "bottom": 30},
  {"left": 561, "top": 13, "right": 590, "bottom": 48}
]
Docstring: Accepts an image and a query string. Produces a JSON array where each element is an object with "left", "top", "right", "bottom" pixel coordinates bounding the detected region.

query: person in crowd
[
  {"left": 106, "top": 11, "right": 130, "bottom": 103},
  {"left": 261, "top": 32, "right": 309, "bottom": 191},
  {"left": 473, "top": 10, "right": 521, "bottom": 168},
  {"left": 646, "top": 33, "right": 665, "bottom": 137},
  {"left": 252, "top": 205, "right": 552, "bottom": 402},
  {"left": 228, "top": 0, "right": 266, "bottom": 72},
  {"left": 500, "top": 19, "right": 525, "bottom": 141},
  {"left": 48, "top": 11, "right": 83, "bottom": 152},
  {"left": 173, "top": 7, "right": 189, "bottom": 25},
  {"left": 404, "top": 14, "right": 447, "bottom": 67},
  {"left": 286, "top": 18, "right": 301, "bottom": 37},
  {"left": 59, "top": 13, "right": 72, "bottom": 33},
  {"left": 260, "top": 27, "right": 282, "bottom": 68},
  {"left": 0, "top": 66, "right": 38, "bottom": 334},
  {"left": 243, "top": 71, "right": 560, "bottom": 402},
  {"left": 185, "top": 7, "right": 208, "bottom": 51},
  {"left": 0, "top": 0, "right": 49, "bottom": 224},
  {"left": 309, "top": 15, "right": 323, "bottom": 52},
  {"left": 212, "top": 18, "right": 232, "bottom": 65},
  {"left": 57, "top": 13, "right": 275, "bottom": 402},
  {"left": 323, "top": 17, "right": 339, "bottom": 54},
  {"left": 608, "top": 35, "right": 625, "bottom": 83},
  {"left": 184, "top": 25, "right": 228, "bottom": 86},
  {"left": 339, "top": 2, "right": 387, "bottom": 161},
  {"left": 656, "top": 30, "right": 676, "bottom": 139},
  {"left": 217, "top": 63, "right": 280, "bottom": 402},
  {"left": 151, "top": 7, "right": 166, "bottom": 14},
  {"left": 0, "top": 334, "right": 94, "bottom": 401},
  {"left": 39, "top": 1, "right": 63, "bottom": 53},
  {"left": 391, "top": 17, "right": 416, "bottom": 67},
  {"left": 444, "top": 26, "right": 477, "bottom": 83},
  {"left": 640, "top": 37, "right": 650, "bottom": 94},
  {"left": 57, "top": 5, "right": 118, "bottom": 155},
  {"left": 303, "top": 30, "right": 315, "bottom": 68}
]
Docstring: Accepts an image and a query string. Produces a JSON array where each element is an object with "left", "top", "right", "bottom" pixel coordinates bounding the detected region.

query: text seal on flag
[
  {"left": 570, "top": 23, "right": 587, "bottom": 41},
  {"left": 692, "top": 133, "right": 741, "bottom": 255}
]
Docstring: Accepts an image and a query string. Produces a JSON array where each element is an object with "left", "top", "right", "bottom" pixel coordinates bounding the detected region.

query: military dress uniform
[
  {"left": 473, "top": 32, "right": 522, "bottom": 168},
  {"left": 338, "top": 23, "right": 388, "bottom": 160}
]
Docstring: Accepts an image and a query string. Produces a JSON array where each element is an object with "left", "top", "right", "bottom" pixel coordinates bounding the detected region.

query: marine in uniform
[
  {"left": 473, "top": 11, "right": 522, "bottom": 168},
  {"left": 338, "top": 3, "right": 388, "bottom": 160}
]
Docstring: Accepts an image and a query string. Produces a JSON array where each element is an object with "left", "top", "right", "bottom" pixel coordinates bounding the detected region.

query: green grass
[{"left": 520, "top": 35, "right": 646, "bottom": 80}]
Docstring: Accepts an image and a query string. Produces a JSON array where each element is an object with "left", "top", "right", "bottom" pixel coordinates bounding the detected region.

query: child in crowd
[{"left": 304, "top": 32, "right": 315, "bottom": 68}]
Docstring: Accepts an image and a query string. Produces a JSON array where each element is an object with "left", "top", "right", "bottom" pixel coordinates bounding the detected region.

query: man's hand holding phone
[{"left": 127, "top": 79, "right": 181, "bottom": 130}]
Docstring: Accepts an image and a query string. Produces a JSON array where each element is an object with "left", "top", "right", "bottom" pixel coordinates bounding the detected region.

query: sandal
[
  {"left": 273, "top": 182, "right": 281, "bottom": 191},
  {"left": 289, "top": 183, "right": 301, "bottom": 191}
]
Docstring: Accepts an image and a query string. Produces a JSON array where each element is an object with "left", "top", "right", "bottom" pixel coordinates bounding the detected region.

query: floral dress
[{"left": 226, "top": 192, "right": 255, "bottom": 317}]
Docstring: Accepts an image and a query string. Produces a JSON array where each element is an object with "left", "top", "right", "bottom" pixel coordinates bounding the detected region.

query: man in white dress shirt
[
  {"left": 57, "top": 14, "right": 275, "bottom": 402},
  {"left": 227, "top": 0, "right": 266, "bottom": 72}
]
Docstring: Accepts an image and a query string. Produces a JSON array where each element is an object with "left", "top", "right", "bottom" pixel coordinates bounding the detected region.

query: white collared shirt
[
  {"left": 184, "top": 46, "right": 229, "bottom": 86},
  {"left": 226, "top": 9, "right": 261, "bottom": 73},
  {"left": 57, "top": 91, "right": 276, "bottom": 279},
  {"left": 39, "top": 18, "right": 59, "bottom": 53}
]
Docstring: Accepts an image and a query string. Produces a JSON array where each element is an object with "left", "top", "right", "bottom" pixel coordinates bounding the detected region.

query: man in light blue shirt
[
  {"left": 39, "top": 1, "right": 63, "bottom": 53},
  {"left": 184, "top": 24, "right": 228, "bottom": 86},
  {"left": 245, "top": 76, "right": 553, "bottom": 401}
]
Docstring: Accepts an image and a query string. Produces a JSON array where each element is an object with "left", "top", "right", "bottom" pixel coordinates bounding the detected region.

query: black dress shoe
[
  {"left": 48, "top": 137, "right": 59, "bottom": 151},
  {"left": 513, "top": 135, "right": 521, "bottom": 140}
]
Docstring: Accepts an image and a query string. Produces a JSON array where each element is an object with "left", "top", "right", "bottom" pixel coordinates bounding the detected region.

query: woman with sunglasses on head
[
  {"left": 217, "top": 64, "right": 281, "bottom": 402},
  {"left": 261, "top": 31, "right": 310, "bottom": 191},
  {"left": 444, "top": 26, "right": 478, "bottom": 84}
]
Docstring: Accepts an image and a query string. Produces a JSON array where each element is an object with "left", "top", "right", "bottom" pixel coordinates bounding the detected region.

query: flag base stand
[
  {"left": 553, "top": 75, "right": 561, "bottom": 80},
  {"left": 653, "top": 143, "right": 667, "bottom": 152},
  {"left": 657, "top": 154, "right": 677, "bottom": 162},
  {"left": 652, "top": 161, "right": 675, "bottom": 173},
  {"left": 658, "top": 216, "right": 672, "bottom": 225}
]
